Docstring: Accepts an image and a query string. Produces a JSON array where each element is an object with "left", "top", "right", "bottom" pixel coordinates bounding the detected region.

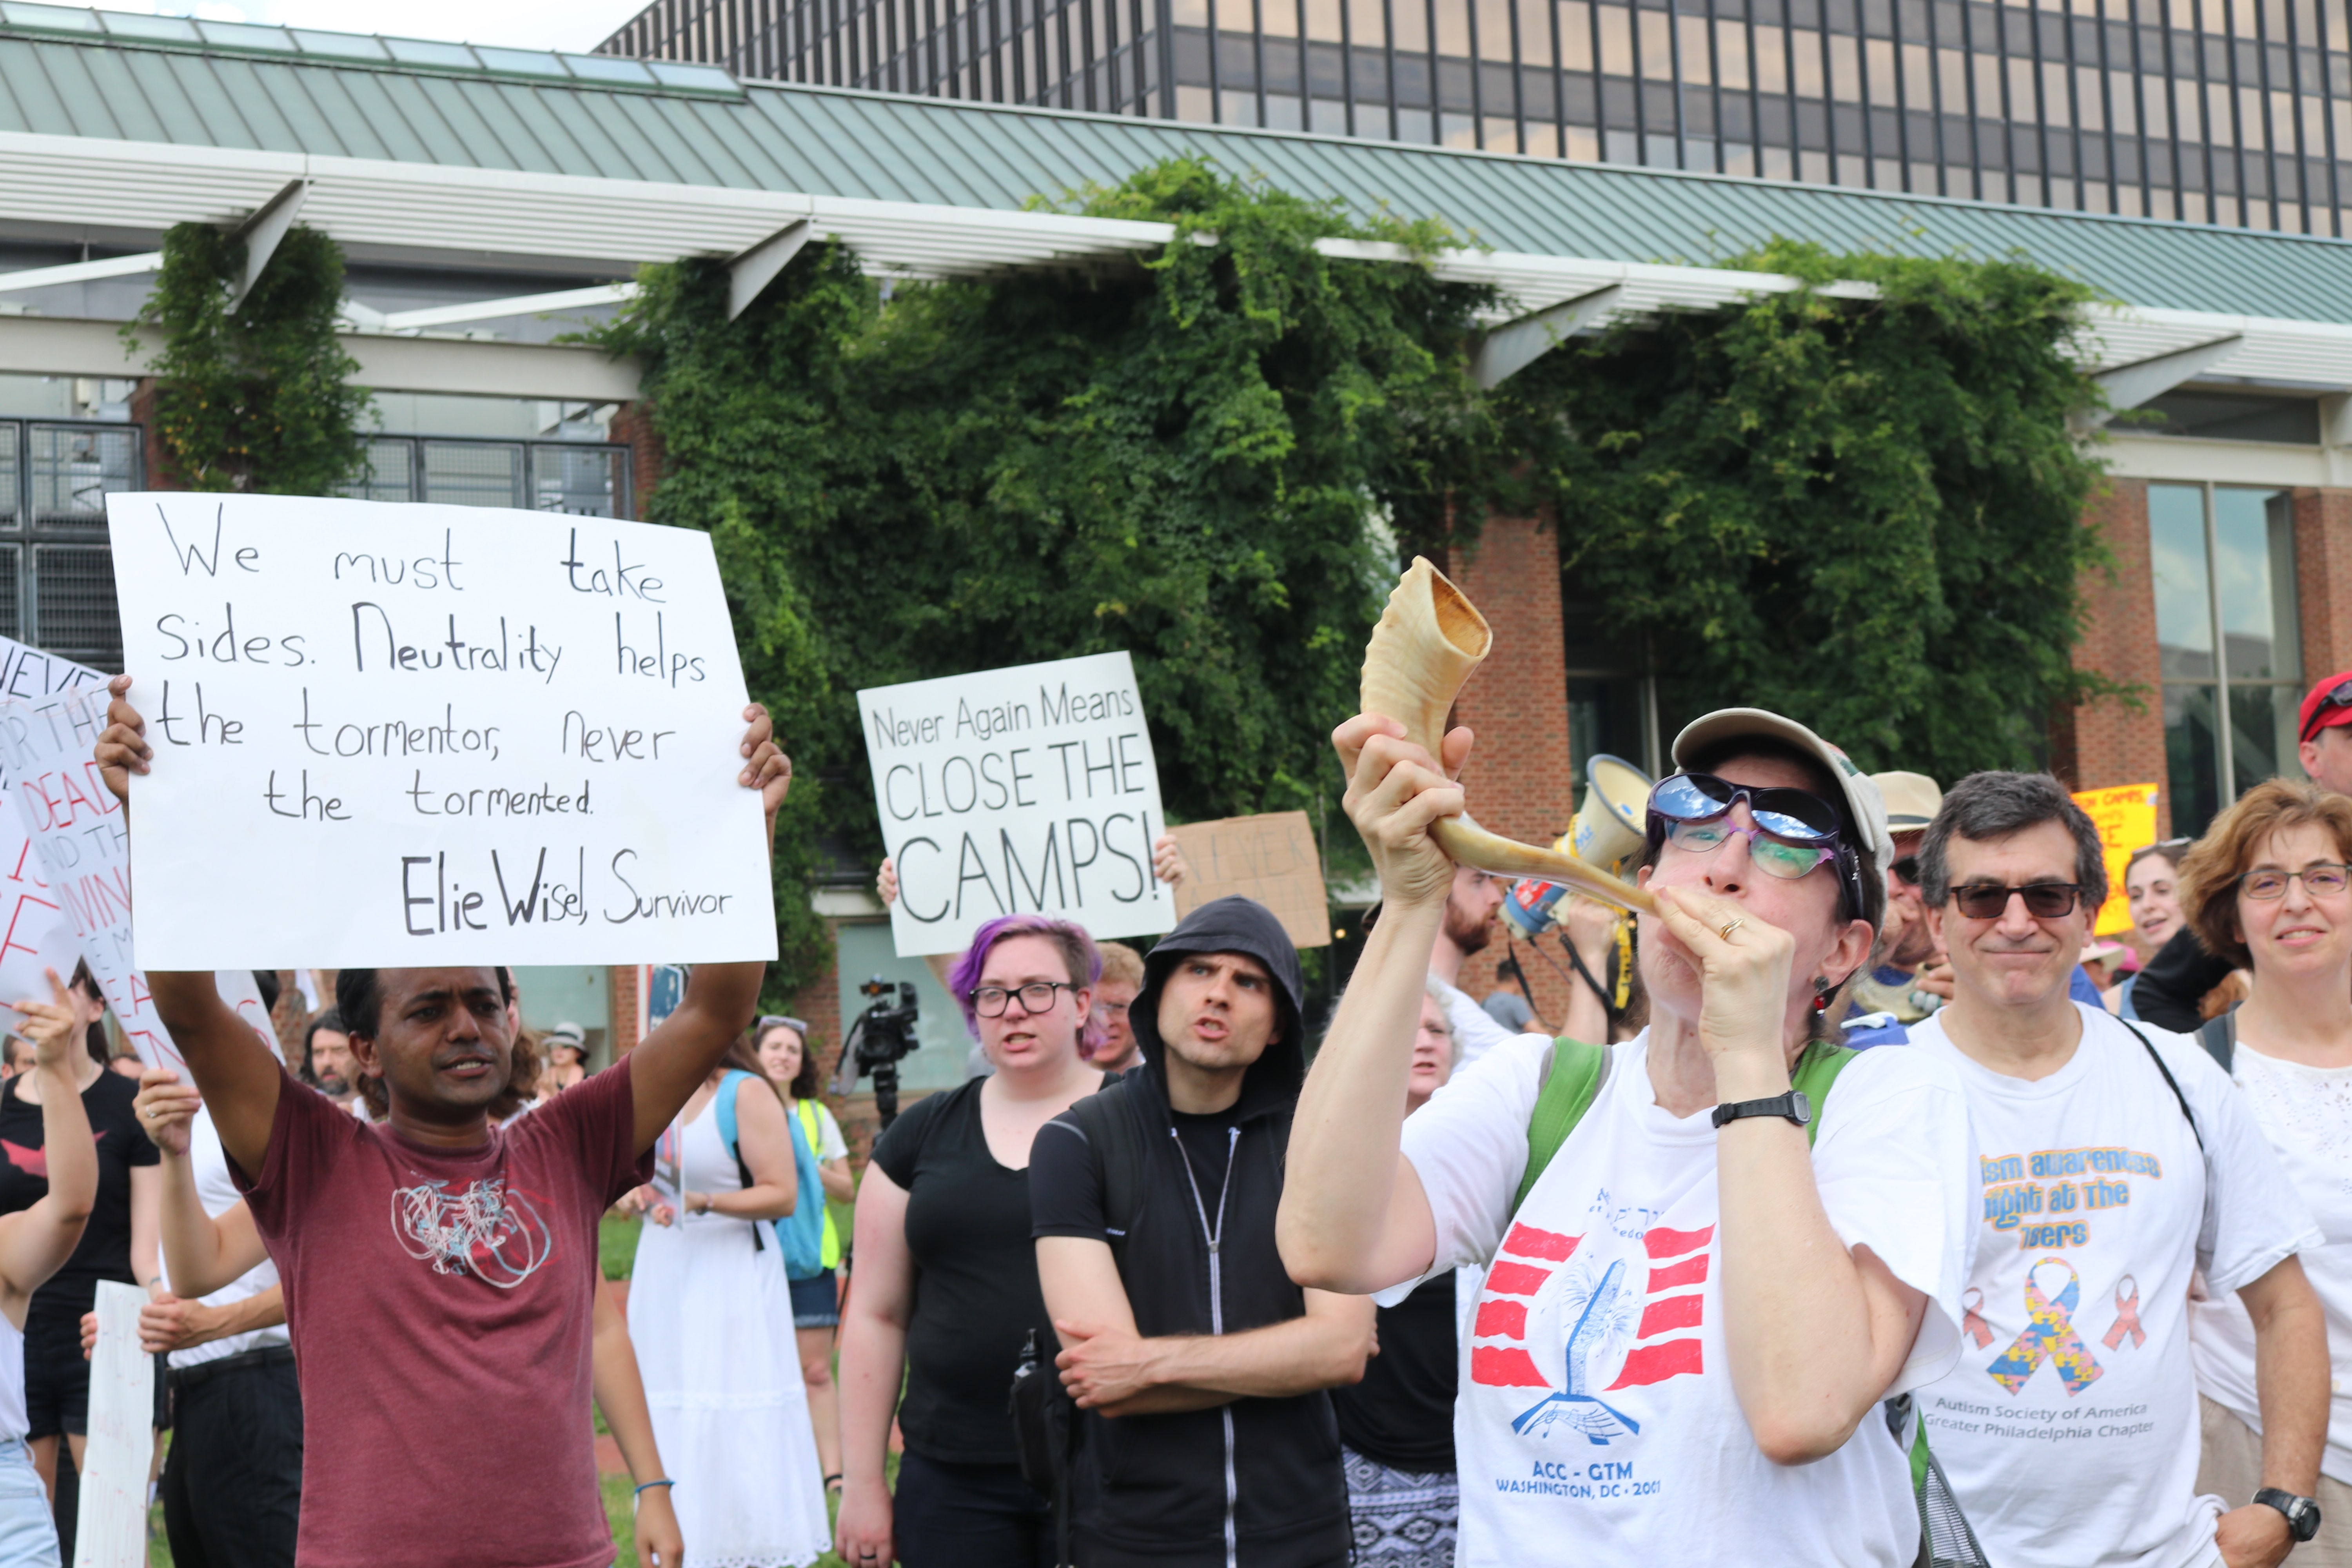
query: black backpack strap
[{"left": 2118, "top": 1018, "right": 2205, "bottom": 1154}]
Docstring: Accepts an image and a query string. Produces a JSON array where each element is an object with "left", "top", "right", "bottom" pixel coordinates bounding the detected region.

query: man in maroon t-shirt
[{"left": 94, "top": 674, "right": 793, "bottom": 1568}]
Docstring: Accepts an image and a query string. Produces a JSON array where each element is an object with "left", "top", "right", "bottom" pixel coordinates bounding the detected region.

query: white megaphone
[{"left": 1500, "top": 753, "right": 1657, "bottom": 939}]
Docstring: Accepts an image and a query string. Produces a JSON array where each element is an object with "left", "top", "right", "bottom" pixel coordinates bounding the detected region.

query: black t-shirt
[
  {"left": 1331, "top": 1272, "right": 1457, "bottom": 1474},
  {"left": 870, "top": 1074, "right": 1105, "bottom": 1466},
  {"left": 0, "top": 1068, "right": 158, "bottom": 1339}
]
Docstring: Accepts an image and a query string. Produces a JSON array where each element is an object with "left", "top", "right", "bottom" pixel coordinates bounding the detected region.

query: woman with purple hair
[{"left": 836, "top": 912, "right": 1112, "bottom": 1568}]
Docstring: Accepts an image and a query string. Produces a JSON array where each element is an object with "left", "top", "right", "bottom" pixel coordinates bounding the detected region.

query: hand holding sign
[{"left": 8, "top": 965, "right": 80, "bottom": 1073}]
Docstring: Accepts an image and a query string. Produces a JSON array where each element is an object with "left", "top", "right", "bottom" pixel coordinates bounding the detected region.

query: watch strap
[
  {"left": 1711, "top": 1090, "right": 1812, "bottom": 1130},
  {"left": 2254, "top": 1488, "right": 2321, "bottom": 1542}
]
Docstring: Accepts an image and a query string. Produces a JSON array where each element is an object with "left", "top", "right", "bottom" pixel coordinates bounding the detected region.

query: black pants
[
  {"left": 160, "top": 1352, "right": 302, "bottom": 1568},
  {"left": 894, "top": 1451, "right": 1053, "bottom": 1568}
]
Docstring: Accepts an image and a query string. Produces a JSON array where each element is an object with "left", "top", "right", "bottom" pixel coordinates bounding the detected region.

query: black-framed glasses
[
  {"left": 2304, "top": 680, "right": 2352, "bottom": 741},
  {"left": 971, "top": 982, "right": 1078, "bottom": 1017},
  {"left": 2239, "top": 865, "right": 2352, "bottom": 900},
  {"left": 1950, "top": 882, "right": 2083, "bottom": 920}
]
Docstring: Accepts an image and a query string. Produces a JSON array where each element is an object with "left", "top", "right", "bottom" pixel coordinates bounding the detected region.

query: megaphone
[{"left": 1500, "top": 753, "right": 1657, "bottom": 940}]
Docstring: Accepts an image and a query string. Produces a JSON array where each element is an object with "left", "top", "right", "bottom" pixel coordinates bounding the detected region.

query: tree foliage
[
  {"left": 597, "top": 158, "right": 1506, "bottom": 996},
  {"left": 128, "top": 223, "right": 371, "bottom": 495},
  {"left": 1495, "top": 241, "right": 2118, "bottom": 780}
]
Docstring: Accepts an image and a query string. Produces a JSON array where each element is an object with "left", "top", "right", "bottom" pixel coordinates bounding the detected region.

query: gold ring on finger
[{"left": 1718, "top": 917, "right": 1744, "bottom": 941}]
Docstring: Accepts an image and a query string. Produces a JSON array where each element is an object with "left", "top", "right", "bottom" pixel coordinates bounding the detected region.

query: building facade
[{"left": 601, "top": 0, "right": 2352, "bottom": 234}]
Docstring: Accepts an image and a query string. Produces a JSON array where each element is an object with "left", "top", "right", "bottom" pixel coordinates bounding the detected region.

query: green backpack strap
[
  {"left": 1788, "top": 1039, "right": 1857, "bottom": 1146},
  {"left": 1513, "top": 1038, "right": 1610, "bottom": 1213}
]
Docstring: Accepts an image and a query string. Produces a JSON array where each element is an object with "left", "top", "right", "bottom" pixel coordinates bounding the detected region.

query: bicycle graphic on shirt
[{"left": 391, "top": 1176, "right": 556, "bottom": 1289}]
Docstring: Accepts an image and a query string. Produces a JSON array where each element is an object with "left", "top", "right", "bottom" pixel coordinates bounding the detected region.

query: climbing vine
[
  {"left": 1494, "top": 240, "right": 2122, "bottom": 781},
  {"left": 127, "top": 222, "right": 372, "bottom": 495}
]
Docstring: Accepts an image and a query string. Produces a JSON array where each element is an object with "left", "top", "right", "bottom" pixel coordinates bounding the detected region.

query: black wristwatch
[
  {"left": 2254, "top": 1488, "right": 2321, "bottom": 1543},
  {"left": 1711, "top": 1091, "right": 1812, "bottom": 1130}
]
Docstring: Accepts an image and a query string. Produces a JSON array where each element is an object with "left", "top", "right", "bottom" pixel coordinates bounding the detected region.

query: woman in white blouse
[{"left": 2179, "top": 777, "right": 2352, "bottom": 1563}]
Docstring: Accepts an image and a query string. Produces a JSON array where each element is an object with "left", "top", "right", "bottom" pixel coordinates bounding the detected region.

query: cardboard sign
[
  {"left": 858, "top": 652, "right": 1173, "bottom": 956},
  {"left": 73, "top": 1280, "right": 152, "bottom": 1568},
  {"left": 1167, "top": 811, "right": 1331, "bottom": 949},
  {"left": 0, "top": 635, "right": 105, "bottom": 1014},
  {"left": 2072, "top": 783, "right": 2161, "bottom": 937},
  {"left": 0, "top": 684, "right": 275, "bottom": 1067},
  {"left": 105, "top": 493, "right": 776, "bottom": 968}
]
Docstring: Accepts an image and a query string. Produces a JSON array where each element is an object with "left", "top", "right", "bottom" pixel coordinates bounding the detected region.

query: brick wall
[
  {"left": 608, "top": 964, "right": 640, "bottom": 1054},
  {"left": 1443, "top": 512, "right": 1581, "bottom": 1031},
  {"left": 2060, "top": 479, "right": 2171, "bottom": 831},
  {"left": 609, "top": 403, "right": 663, "bottom": 520},
  {"left": 2293, "top": 488, "right": 2352, "bottom": 689}
]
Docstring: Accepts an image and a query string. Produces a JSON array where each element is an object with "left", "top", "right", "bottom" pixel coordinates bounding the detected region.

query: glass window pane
[
  {"left": 2210, "top": 487, "right": 2300, "bottom": 682},
  {"left": 337, "top": 440, "right": 416, "bottom": 505},
  {"left": 2165, "top": 682, "right": 2223, "bottom": 837},
  {"left": 421, "top": 443, "right": 524, "bottom": 509},
  {"left": 0, "top": 545, "right": 20, "bottom": 642},
  {"left": 2149, "top": 483, "right": 2214, "bottom": 680},
  {"left": 1570, "top": 675, "right": 1653, "bottom": 779},
  {"left": 2229, "top": 683, "right": 2306, "bottom": 796},
  {"left": 32, "top": 543, "right": 119, "bottom": 671},
  {"left": 0, "top": 426, "right": 16, "bottom": 531},
  {"left": 530, "top": 447, "right": 626, "bottom": 519},
  {"left": 28, "top": 425, "right": 139, "bottom": 527}
]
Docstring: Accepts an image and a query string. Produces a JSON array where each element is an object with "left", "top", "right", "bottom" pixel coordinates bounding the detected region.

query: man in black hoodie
[{"left": 1031, "top": 896, "right": 1375, "bottom": 1568}]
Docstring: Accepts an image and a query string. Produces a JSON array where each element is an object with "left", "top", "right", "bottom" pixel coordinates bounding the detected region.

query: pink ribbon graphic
[
  {"left": 1987, "top": 1257, "right": 2104, "bottom": 1395},
  {"left": 2103, "top": 1274, "right": 2145, "bottom": 1350},
  {"left": 1961, "top": 1287, "right": 1992, "bottom": 1350}
]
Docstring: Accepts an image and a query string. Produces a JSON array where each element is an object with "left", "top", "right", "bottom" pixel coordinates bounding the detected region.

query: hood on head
[{"left": 1132, "top": 896, "right": 1308, "bottom": 1112}]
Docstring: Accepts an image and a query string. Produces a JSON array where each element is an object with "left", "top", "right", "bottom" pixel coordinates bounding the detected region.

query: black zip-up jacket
[{"left": 1031, "top": 896, "right": 1350, "bottom": 1568}]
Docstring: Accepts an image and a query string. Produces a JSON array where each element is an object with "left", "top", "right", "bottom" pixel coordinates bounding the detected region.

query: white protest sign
[
  {"left": 73, "top": 1279, "right": 151, "bottom": 1568},
  {"left": 0, "top": 636, "right": 105, "bottom": 1014},
  {"left": 858, "top": 652, "right": 1174, "bottom": 957},
  {"left": 105, "top": 493, "right": 776, "bottom": 968},
  {"left": 0, "top": 686, "right": 276, "bottom": 1068}
]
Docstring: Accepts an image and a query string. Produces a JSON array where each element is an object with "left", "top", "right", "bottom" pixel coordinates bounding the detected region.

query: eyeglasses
[
  {"left": 970, "top": 982, "right": 1078, "bottom": 1017},
  {"left": 1650, "top": 772, "right": 1843, "bottom": 844},
  {"left": 2239, "top": 865, "right": 2352, "bottom": 900},
  {"left": 1094, "top": 999, "right": 1131, "bottom": 1018},
  {"left": 1950, "top": 882, "right": 2083, "bottom": 920},
  {"left": 1889, "top": 856, "right": 1920, "bottom": 886},
  {"left": 2303, "top": 680, "right": 2352, "bottom": 741},
  {"left": 755, "top": 1014, "right": 807, "bottom": 1034}
]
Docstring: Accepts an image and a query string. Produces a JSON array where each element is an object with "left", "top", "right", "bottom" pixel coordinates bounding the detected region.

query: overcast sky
[{"left": 112, "top": 0, "right": 650, "bottom": 53}]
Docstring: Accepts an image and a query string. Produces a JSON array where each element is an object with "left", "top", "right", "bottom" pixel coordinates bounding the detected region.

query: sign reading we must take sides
[
  {"left": 106, "top": 493, "right": 776, "bottom": 968},
  {"left": 859, "top": 653, "right": 1174, "bottom": 957}
]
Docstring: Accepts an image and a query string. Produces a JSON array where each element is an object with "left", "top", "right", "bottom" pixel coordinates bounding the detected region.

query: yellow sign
[{"left": 2071, "top": 784, "right": 2161, "bottom": 937}]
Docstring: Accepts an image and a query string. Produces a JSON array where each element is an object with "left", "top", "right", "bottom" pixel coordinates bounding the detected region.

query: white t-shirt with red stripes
[{"left": 1397, "top": 1030, "right": 1976, "bottom": 1566}]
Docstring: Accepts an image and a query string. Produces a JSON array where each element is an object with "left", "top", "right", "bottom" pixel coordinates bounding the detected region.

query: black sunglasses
[
  {"left": 2303, "top": 679, "right": 2352, "bottom": 741},
  {"left": 1950, "top": 882, "right": 2083, "bottom": 920},
  {"left": 1889, "top": 856, "right": 1920, "bottom": 885}
]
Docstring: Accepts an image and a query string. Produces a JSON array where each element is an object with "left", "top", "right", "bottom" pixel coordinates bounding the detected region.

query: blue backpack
[{"left": 711, "top": 1070, "right": 826, "bottom": 1279}]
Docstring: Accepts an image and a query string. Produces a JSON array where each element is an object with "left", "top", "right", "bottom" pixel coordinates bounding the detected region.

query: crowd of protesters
[{"left": 0, "top": 639, "right": 2343, "bottom": 1568}]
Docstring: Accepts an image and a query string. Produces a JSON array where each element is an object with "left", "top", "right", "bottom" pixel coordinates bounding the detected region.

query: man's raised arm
[
  {"left": 94, "top": 675, "right": 281, "bottom": 1175},
  {"left": 629, "top": 701, "right": 793, "bottom": 1152}
]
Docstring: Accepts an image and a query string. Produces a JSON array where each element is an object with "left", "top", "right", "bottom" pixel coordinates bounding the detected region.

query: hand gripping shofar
[{"left": 1356, "top": 556, "right": 1658, "bottom": 917}]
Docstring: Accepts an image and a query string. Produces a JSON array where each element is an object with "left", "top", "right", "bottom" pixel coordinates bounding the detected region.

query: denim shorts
[
  {"left": 788, "top": 1268, "right": 839, "bottom": 1328},
  {"left": 0, "top": 1438, "right": 59, "bottom": 1568}
]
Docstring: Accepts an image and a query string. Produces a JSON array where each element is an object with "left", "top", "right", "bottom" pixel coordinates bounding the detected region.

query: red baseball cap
[{"left": 2299, "top": 670, "right": 2352, "bottom": 742}]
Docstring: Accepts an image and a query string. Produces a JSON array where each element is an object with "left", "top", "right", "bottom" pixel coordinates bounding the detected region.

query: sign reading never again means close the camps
[
  {"left": 105, "top": 493, "right": 777, "bottom": 967},
  {"left": 858, "top": 652, "right": 1174, "bottom": 957}
]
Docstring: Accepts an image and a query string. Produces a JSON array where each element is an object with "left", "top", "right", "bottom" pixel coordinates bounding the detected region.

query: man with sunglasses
[
  {"left": 1906, "top": 771, "right": 2327, "bottom": 1568},
  {"left": 2134, "top": 670, "right": 2352, "bottom": 1036}
]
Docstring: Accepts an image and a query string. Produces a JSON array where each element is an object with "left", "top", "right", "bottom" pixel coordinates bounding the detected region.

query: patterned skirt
[{"left": 1343, "top": 1446, "right": 1459, "bottom": 1568}]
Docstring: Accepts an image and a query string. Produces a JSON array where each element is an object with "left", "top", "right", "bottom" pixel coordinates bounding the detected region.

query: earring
[{"left": 1811, "top": 978, "right": 1833, "bottom": 1014}]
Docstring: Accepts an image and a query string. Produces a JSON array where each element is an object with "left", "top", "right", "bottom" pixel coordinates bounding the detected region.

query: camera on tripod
[{"left": 834, "top": 975, "right": 921, "bottom": 1128}]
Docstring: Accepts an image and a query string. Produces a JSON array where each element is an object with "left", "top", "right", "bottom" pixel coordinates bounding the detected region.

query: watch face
[{"left": 2292, "top": 1499, "right": 2321, "bottom": 1540}]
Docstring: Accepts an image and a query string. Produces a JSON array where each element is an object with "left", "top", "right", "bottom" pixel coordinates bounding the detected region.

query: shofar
[{"left": 1357, "top": 556, "right": 1657, "bottom": 916}]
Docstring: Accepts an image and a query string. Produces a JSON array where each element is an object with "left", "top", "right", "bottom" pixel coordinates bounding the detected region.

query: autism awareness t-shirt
[
  {"left": 1911, "top": 1004, "right": 2318, "bottom": 1568},
  {"left": 234, "top": 1057, "right": 652, "bottom": 1568},
  {"left": 1397, "top": 1030, "right": 1974, "bottom": 1566},
  {"left": 2190, "top": 1040, "right": 2352, "bottom": 1486}
]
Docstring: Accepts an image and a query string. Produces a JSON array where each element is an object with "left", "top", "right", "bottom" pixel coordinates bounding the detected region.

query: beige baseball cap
[
  {"left": 1872, "top": 771, "right": 1944, "bottom": 834},
  {"left": 1670, "top": 708, "right": 1895, "bottom": 866}
]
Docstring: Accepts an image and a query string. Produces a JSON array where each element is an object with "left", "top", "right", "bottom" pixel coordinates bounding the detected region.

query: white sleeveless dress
[{"left": 629, "top": 1098, "right": 831, "bottom": 1568}]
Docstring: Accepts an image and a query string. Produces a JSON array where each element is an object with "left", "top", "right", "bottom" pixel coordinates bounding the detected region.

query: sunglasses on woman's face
[{"left": 1648, "top": 772, "right": 1855, "bottom": 891}]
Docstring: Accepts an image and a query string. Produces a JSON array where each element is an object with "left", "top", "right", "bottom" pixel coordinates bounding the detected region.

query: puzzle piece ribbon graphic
[
  {"left": 2102, "top": 1274, "right": 2145, "bottom": 1350},
  {"left": 1987, "top": 1257, "right": 2104, "bottom": 1395}
]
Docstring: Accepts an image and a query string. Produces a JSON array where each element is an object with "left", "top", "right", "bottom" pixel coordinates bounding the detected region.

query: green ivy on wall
[
  {"left": 597, "top": 158, "right": 1513, "bottom": 998},
  {"left": 126, "top": 222, "right": 372, "bottom": 495},
  {"left": 1494, "top": 240, "right": 2123, "bottom": 782}
]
